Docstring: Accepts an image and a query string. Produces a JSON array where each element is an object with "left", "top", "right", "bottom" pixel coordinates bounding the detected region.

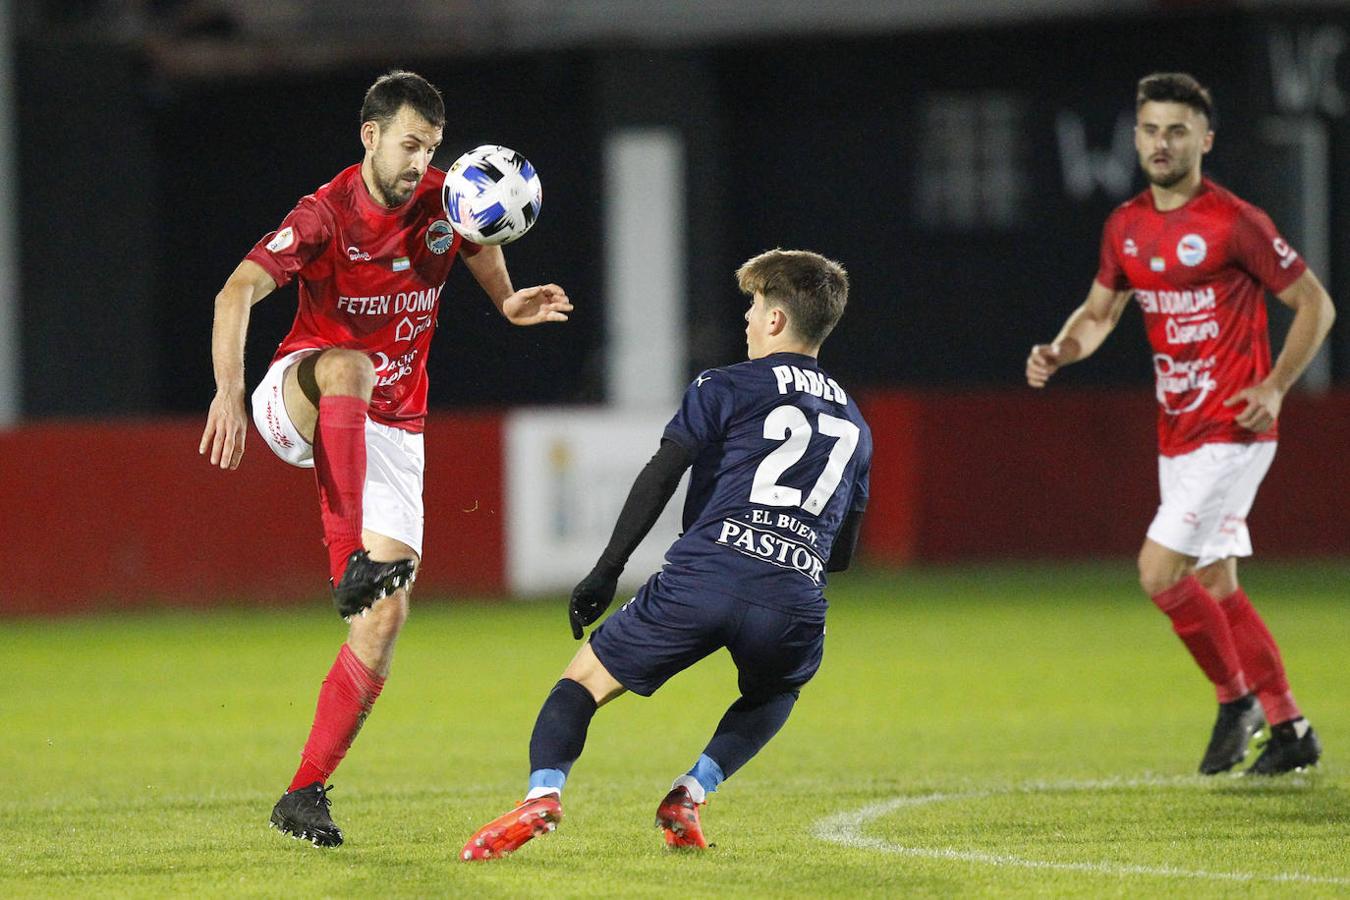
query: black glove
[{"left": 569, "top": 565, "right": 620, "bottom": 639}]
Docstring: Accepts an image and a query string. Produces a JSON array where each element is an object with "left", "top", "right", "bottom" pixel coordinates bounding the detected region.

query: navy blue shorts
[{"left": 589, "top": 573, "right": 826, "bottom": 698}]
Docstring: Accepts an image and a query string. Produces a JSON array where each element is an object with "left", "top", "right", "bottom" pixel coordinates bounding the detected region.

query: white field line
[{"left": 810, "top": 777, "right": 1350, "bottom": 887}]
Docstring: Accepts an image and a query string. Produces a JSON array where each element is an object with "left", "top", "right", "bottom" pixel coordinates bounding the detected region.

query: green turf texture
[{"left": 4, "top": 562, "right": 1347, "bottom": 897}]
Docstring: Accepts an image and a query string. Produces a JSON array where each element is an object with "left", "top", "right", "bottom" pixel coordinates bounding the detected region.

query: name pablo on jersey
[{"left": 771, "top": 364, "right": 849, "bottom": 405}]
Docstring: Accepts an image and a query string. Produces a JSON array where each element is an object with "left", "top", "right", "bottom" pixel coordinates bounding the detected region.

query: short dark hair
[
  {"left": 1136, "top": 72, "right": 1214, "bottom": 124},
  {"left": 736, "top": 249, "right": 850, "bottom": 347},
  {"left": 360, "top": 69, "right": 445, "bottom": 130}
]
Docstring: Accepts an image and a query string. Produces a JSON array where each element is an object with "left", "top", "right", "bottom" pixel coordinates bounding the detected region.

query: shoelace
[{"left": 313, "top": 784, "right": 335, "bottom": 809}]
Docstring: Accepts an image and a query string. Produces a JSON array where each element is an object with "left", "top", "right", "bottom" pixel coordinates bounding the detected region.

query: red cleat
[
  {"left": 655, "top": 786, "right": 708, "bottom": 849},
  {"left": 460, "top": 794, "right": 562, "bottom": 861}
]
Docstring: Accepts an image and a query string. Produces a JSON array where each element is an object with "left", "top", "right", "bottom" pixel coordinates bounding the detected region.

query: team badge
[
  {"left": 1123, "top": 238, "right": 1138, "bottom": 257},
  {"left": 1150, "top": 257, "right": 1165, "bottom": 272},
  {"left": 1177, "top": 233, "right": 1207, "bottom": 267},
  {"left": 425, "top": 218, "right": 455, "bottom": 255},
  {"left": 266, "top": 227, "right": 295, "bottom": 253}
]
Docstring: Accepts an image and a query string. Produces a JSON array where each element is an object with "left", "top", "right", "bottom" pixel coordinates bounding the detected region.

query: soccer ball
[{"left": 442, "top": 145, "right": 542, "bottom": 245}]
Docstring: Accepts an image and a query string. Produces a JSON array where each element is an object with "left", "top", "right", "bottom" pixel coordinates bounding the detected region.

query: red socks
[
  {"left": 314, "top": 395, "right": 369, "bottom": 584},
  {"left": 289, "top": 644, "right": 386, "bottom": 791},
  {"left": 1150, "top": 575, "right": 1248, "bottom": 702},
  {"left": 1220, "top": 588, "right": 1301, "bottom": 725}
]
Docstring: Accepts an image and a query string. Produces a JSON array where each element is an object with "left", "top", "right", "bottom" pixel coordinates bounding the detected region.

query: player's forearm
[
  {"left": 1266, "top": 292, "right": 1336, "bottom": 393},
  {"left": 465, "top": 245, "right": 515, "bottom": 312},
  {"left": 595, "top": 440, "right": 694, "bottom": 575},
  {"left": 1052, "top": 305, "right": 1115, "bottom": 366},
  {"left": 210, "top": 283, "right": 254, "bottom": 393}
]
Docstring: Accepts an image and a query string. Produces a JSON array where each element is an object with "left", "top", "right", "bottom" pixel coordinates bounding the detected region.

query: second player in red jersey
[
  {"left": 1027, "top": 73, "right": 1335, "bottom": 778},
  {"left": 199, "top": 70, "right": 572, "bottom": 847},
  {"left": 1095, "top": 177, "right": 1305, "bottom": 455}
]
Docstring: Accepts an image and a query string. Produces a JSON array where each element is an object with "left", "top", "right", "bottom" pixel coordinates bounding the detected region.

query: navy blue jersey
[{"left": 658, "top": 351, "right": 872, "bottom": 614}]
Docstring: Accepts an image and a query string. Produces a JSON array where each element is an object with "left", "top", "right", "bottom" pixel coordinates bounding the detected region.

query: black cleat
[
  {"left": 1246, "top": 720, "right": 1322, "bottom": 776},
  {"left": 1198, "top": 694, "right": 1265, "bottom": 775},
  {"left": 333, "top": 550, "right": 415, "bottom": 620},
  {"left": 270, "top": 782, "right": 343, "bottom": 847}
]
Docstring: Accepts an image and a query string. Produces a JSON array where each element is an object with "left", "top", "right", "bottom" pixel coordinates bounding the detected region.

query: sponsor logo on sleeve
[
  {"left": 1273, "top": 237, "right": 1300, "bottom": 269},
  {"left": 1176, "top": 233, "right": 1207, "bottom": 267},
  {"left": 266, "top": 227, "right": 295, "bottom": 253}
]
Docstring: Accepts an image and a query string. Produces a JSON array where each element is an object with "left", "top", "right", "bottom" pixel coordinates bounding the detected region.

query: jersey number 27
[{"left": 750, "top": 405, "right": 860, "bottom": 516}]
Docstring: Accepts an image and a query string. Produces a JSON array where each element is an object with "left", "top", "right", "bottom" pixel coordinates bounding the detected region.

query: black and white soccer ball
[{"left": 442, "top": 145, "right": 542, "bottom": 246}]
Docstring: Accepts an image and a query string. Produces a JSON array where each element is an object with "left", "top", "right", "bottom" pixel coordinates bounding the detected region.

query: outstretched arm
[
  {"left": 199, "top": 260, "right": 277, "bottom": 470},
  {"left": 1026, "top": 281, "right": 1134, "bottom": 388},
  {"left": 569, "top": 439, "right": 695, "bottom": 638},
  {"left": 461, "top": 243, "right": 573, "bottom": 325},
  {"left": 1222, "top": 269, "right": 1337, "bottom": 432}
]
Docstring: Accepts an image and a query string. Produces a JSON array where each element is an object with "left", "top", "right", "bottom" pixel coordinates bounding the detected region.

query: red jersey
[
  {"left": 246, "top": 164, "right": 478, "bottom": 433},
  {"left": 1094, "top": 178, "right": 1306, "bottom": 456}
]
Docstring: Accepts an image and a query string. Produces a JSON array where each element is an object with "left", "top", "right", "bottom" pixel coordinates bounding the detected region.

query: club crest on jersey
[
  {"left": 1123, "top": 238, "right": 1138, "bottom": 257},
  {"left": 425, "top": 219, "right": 455, "bottom": 255},
  {"left": 266, "top": 227, "right": 295, "bottom": 253},
  {"left": 1177, "top": 233, "right": 1207, "bottom": 267}
]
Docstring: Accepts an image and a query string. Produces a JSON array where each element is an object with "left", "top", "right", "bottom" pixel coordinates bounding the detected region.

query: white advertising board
[{"left": 505, "top": 408, "right": 689, "bottom": 594}]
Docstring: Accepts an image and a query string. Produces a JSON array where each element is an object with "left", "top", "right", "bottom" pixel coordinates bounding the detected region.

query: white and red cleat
[
  {"left": 655, "top": 785, "right": 708, "bottom": 849},
  {"left": 460, "top": 794, "right": 562, "bottom": 861}
]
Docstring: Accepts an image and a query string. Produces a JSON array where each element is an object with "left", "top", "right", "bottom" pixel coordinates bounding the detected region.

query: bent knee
[
  {"left": 316, "top": 349, "right": 376, "bottom": 396},
  {"left": 1137, "top": 555, "right": 1189, "bottom": 597}
]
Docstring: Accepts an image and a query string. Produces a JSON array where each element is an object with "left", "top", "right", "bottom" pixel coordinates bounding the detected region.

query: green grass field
[{"left": 5, "top": 563, "right": 1347, "bottom": 897}]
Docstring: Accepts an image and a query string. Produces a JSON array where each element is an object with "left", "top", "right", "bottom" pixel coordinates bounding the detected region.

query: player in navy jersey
[
  {"left": 1027, "top": 73, "right": 1335, "bottom": 776},
  {"left": 199, "top": 70, "right": 571, "bottom": 846},
  {"left": 461, "top": 249, "right": 870, "bottom": 859}
]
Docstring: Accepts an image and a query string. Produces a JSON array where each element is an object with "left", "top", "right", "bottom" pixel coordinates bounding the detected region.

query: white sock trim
[
  {"left": 673, "top": 774, "right": 705, "bottom": 804},
  {"left": 525, "top": 786, "right": 561, "bottom": 801}
]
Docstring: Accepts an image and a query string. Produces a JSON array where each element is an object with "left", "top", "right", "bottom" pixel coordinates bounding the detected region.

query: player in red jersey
[
  {"left": 1028, "top": 73, "right": 1335, "bottom": 776},
  {"left": 198, "top": 70, "right": 571, "bottom": 845}
]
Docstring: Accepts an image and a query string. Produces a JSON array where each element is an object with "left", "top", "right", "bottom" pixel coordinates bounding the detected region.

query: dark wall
[
  {"left": 17, "top": 9, "right": 1350, "bottom": 417},
  {"left": 18, "top": 42, "right": 158, "bottom": 416}
]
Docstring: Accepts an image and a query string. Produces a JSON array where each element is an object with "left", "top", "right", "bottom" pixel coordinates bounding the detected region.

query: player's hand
[
  {"left": 1223, "top": 381, "right": 1283, "bottom": 433},
  {"left": 502, "top": 283, "right": 572, "bottom": 326},
  {"left": 568, "top": 566, "right": 619, "bottom": 639},
  {"left": 199, "top": 388, "right": 248, "bottom": 470},
  {"left": 1026, "top": 342, "right": 1064, "bottom": 388}
]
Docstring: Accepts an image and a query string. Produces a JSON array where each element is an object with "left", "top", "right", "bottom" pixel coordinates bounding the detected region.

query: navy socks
[
  {"left": 698, "top": 690, "right": 799, "bottom": 788},
  {"left": 527, "top": 678, "right": 598, "bottom": 793}
]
